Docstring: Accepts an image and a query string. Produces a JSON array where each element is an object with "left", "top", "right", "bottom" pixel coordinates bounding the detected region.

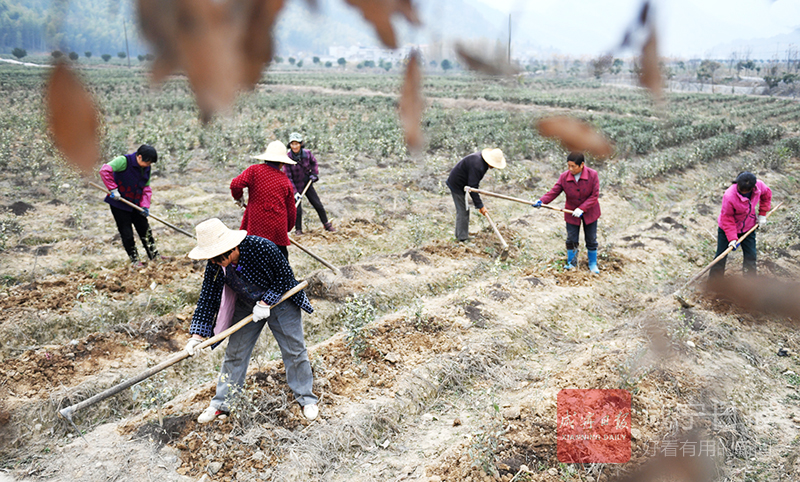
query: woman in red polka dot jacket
[{"left": 231, "top": 140, "right": 297, "bottom": 259}]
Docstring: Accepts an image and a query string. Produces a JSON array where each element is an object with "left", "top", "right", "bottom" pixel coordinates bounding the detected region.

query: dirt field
[{"left": 1, "top": 68, "right": 800, "bottom": 482}]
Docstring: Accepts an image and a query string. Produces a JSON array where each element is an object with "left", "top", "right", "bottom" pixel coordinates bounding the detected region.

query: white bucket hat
[
  {"left": 481, "top": 148, "right": 506, "bottom": 169},
  {"left": 251, "top": 140, "right": 296, "bottom": 164},
  {"left": 188, "top": 218, "right": 248, "bottom": 260}
]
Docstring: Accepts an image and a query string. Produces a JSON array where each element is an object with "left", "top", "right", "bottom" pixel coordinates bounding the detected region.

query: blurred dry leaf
[
  {"left": 536, "top": 116, "right": 614, "bottom": 159},
  {"left": 138, "top": 0, "right": 285, "bottom": 122},
  {"left": 344, "top": 0, "right": 420, "bottom": 49},
  {"left": 639, "top": 30, "right": 663, "bottom": 101},
  {"left": 399, "top": 51, "right": 425, "bottom": 151},
  {"left": 638, "top": 1, "right": 650, "bottom": 26},
  {"left": 45, "top": 62, "right": 101, "bottom": 175},
  {"left": 455, "top": 44, "right": 520, "bottom": 76},
  {"left": 706, "top": 276, "right": 800, "bottom": 320},
  {"left": 611, "top": 440, "right": 715, "bottom": 482}
]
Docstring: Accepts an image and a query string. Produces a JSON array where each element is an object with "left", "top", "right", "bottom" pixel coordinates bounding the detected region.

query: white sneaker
[
  {"left": 302, "top": 403, "right": 319, "bottom": 421},
  {"left": 197, "top": 405, "right": 227, "bottom": 424}
]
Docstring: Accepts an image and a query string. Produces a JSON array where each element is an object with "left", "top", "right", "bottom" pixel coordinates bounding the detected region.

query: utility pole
[
  {"left": 507, "top": 14, "right": 511, "bottom": 64},
  {"left": 123, "top": 19, "right": 131, "bottom": 68}
]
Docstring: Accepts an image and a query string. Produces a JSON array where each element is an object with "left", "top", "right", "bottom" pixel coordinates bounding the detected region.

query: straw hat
[
  {"left": 251, "top": 140, "right": 297, "bottom": 164},
  {"left": 481, "top": 148, "right": 506, "bottom": 169},
  {"left": 188, "top": 218, "right": 247, "bottom": 260}
]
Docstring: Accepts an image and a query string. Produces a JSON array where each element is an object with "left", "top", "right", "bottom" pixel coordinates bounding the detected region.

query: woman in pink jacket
[
  {"left": 533, "top": 152, "right": 601, "bottom": 273},
  {"left": 709, "top": 171, "right": 772, "bottom": 278}
]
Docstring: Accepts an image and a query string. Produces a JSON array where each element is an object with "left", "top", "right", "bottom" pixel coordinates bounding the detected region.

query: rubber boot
[
  {"left": 588, "top": 249, "right": 600, "bottom": 274},
  {"left": 565, "top": 249, "right": 577, "bottom": 270}
]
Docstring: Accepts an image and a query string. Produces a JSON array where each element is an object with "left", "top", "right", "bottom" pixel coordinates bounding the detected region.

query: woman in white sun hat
[
  {"left": 184, "top": 218, "right": 319, "bottom": 423},
  {"left": 445, "top": 148, "right": 506, "bottom": 242},
  {"left": 231, "top": 140, "right": 297, "bottom": 259}
]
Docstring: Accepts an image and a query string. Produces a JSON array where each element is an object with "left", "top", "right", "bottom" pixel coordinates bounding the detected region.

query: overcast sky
[{"left": 470, "top": 0, "right": 800, "bottom": 58}]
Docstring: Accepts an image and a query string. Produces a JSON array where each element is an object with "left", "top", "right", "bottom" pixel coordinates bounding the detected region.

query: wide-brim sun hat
[
  {"left": 188, "top": 218, "right": 248, "bottom": 260},
  {"left": 251, "top": 140, "right": 297, "bottom": 164},
  {"left": 481, "top": 148, "right": 506, "bottom": 169}
]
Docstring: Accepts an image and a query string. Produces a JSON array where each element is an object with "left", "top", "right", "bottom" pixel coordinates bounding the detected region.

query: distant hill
[
  {"left": 707, "top": 27, "right": 800, "bottom": 61},
  {"left": 273, "top": 0, "right": 508, "bottom": 55},
  {"left": 0, "top": 0, "right": 507, "bottom": 58}
]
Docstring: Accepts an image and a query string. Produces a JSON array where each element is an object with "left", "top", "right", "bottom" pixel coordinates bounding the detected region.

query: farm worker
[
  {"left": 184, "top": 218, "right": 318, "bottom": 423},
  {"left": 284, "top": 132, "right": 336, "bottom": 235},
  {"left": 100, "top": 144, "right": 161, "bottom": 267},
  {"left": 533, "top": 152, "right": 601, "bottom": 274},
  {"left": 446, "top": 148, "right": 506, "bottom": 242},
  {"left": 709, "top": 171, "right": 772, "bottom": 279},
  {"left": 231, "top": 140, "right": 297, "bottom": 260}
]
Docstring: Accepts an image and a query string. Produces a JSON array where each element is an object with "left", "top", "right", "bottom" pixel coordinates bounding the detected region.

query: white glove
[
  {"left": 758, "top": 215, "right": 766, "bottom": 228},
  {"left": 234, "top": 197, "right": 246, "bottom": 208},
  {"left": 185, "top": 337, "right": 202, "bottom": 356},
  {"left": 728, "top": 240, "right": 739, "bottom": 251},
  {"left": 294, "top": 192, "right": 302, "bottom": 202},
  {"left": 253, "top": 302, "right": 271, "bottom": 322},
  {"left": 109, "top": 188, "right": 121, "bottom": 200},
  {"left": 572, "top": 208, "right": 584, "bottom": 218}
]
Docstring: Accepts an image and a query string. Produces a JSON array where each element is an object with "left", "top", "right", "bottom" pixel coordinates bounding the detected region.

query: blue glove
[
  {"left": 532, "top": 200, "right": 542, "bottom": 208},
  {"left": 309, "top": 174, "right": 319, "bottom": 183},
  {"left": 109, "top": 188, "right": 121, "bottom": 200},
  {"left": 141, "top": 207, "right": 149, "bottom": 217}
]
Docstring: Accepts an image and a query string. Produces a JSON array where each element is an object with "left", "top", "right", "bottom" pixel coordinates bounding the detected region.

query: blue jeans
[
  {"left": 565, "top": 220, "right": 598, "bottom": 251},
  {"left": 211, "top": 297, "right": 317, "bottom": 411}
]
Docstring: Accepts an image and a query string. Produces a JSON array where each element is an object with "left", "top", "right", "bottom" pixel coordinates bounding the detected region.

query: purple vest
[{"left": 104, "top": 153, "right": 150, "bottom": 211}]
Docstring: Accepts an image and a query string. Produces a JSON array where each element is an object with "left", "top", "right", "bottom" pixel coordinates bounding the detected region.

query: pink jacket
[
  {"left": 99, "top": 164, "right": 153, "bottom": 209},
  {"left": 540, "top": 166, "right": 601, "bottom": 225},
  {"left": 718, "top": 180, "right": 772, "bottom": 242}
]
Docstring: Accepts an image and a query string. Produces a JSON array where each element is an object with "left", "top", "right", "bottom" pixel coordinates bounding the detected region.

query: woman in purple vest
[{"left": 99, "top": 144, "right": 161, "bottom": 267}]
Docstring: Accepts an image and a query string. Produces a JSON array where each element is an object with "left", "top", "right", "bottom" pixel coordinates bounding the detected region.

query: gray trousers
[
  {"left": 450, "top": 189, "right": 470, "bottom": 242},
  {"left": 211, "top": 297, "right": 317, "bottom": 411}
]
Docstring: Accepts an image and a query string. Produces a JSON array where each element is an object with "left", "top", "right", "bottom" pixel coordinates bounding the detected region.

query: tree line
[{"left": 0, "top": 0, "right": 146, "bottom": 57}]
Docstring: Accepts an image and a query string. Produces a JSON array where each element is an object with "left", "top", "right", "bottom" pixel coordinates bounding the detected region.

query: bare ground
[{"left": 2, "top": 104, "right": 800, "bottom": 482}]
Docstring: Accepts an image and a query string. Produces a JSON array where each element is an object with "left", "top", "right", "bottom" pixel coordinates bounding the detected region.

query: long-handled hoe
[
  {"left": 465, "top": 186, "right": 575, "bottom": 214},
  {"left": 482, "top": 210, "right": 509, "bottom": 261},
  {"left": 672, "top": 201, "right": 783, "bottom": 308},
  {"left": 89, "top": 181, "right": 195, "bottom": 239},
  {"left": 58, "top": 281, "right": 308, "bottom": 441},
  {"left": 234, "top": 194, "right": 341, "bottom": 275}
]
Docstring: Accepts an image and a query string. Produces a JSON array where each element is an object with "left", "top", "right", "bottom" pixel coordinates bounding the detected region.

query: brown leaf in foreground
[
  {"left": 536, "top": 116, "right": 614, "bottom": 159},
  {"left": 45, "top": 62, "right": 101, "bottom": 174},
  {"left": 639, "top": 30, "right": 663, "bottom": 101},
  {"left": 610, "top": 439, "right": 715, "bottom": 482},
  {"left": 138, "top": 0, "right": 284, "bottom": 122},
  {"left": 455, "top": 44, "right": 520, "bottom": 76},
  {"left": 705, "top": 276, "right": 800, "bottom": 320},
  {"left": 398, "top": 51, "right": 425, "bottom": 151},
  {"left": 344, "top": 0, "right": 421, "bottom": 49}
]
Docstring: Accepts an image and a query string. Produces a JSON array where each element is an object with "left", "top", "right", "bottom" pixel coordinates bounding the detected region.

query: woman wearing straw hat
[
  {"left": 231, "top": 140, "right": 297, "bottom": 259},
  {"left": 284, "top": 132, "right": 336, "bottom": 235},
  {"left": 184, "top": 218, "right": 318, "bottom": 423},
  {"left": 445, "top": 148, "right": 506, "bottom": 242}
]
